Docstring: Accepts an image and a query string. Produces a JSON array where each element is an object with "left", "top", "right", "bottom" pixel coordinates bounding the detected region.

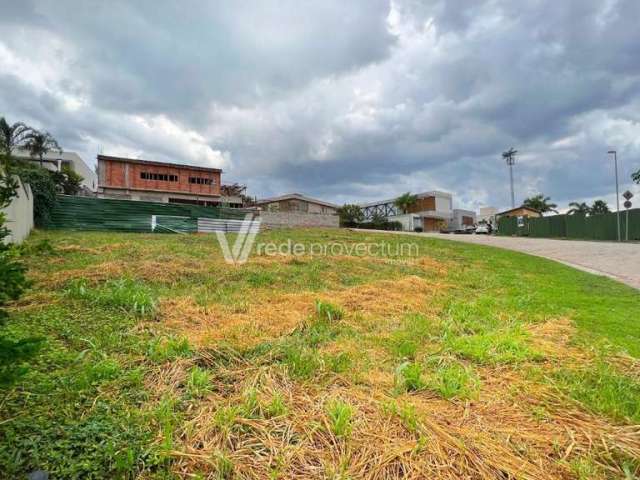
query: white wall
[
  {"left": 13, "top": 148, "right": 98, "bottom": 191},
  {"left": 389, "top": 214, "right": 419, "bottom": 231},
  {"left": 1, "top": 178, "right": 34, "bottom": 244},
  {"left": 435, "top": 194, "right": 453, "bottom": 214}
]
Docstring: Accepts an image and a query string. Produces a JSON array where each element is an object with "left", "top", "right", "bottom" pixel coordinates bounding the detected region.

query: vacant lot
[{"left": 2, "top": 228, "right": 639, "bottom": 479}]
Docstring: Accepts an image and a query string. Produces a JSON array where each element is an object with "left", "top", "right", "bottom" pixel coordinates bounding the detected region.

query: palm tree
[
  {"left": 23, "top": 130, "right": 62, "bottom": 167},
  {"left": 394, "top": 192, "right": 418, "bottom": 214},
  {"left": 522, "top": 194, "right": 558, "bottom": 214},
  {"left": 0, "top": 117, "right": 33, "bottom": 157},
  {"left": 590, "top": 199, "right": 610, "bottom": 215},
  {"left": 567, "top": 201, "right": 590, "bottom": 215},
  {"left": 633, "top": 169, "right": 640, "bottom": 185}
]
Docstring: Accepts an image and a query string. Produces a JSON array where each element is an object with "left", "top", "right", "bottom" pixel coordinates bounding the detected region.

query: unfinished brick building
[{"left": 97, "top": 155, "right": 223, "bottom": 206}]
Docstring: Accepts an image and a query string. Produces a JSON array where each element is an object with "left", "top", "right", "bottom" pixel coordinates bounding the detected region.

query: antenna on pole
[{"left": 502, "top": 148, "right": 518, "bottom": 208}]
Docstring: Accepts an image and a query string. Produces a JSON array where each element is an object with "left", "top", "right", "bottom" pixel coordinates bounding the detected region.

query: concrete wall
[
  {"left": 1, "top": 178, "right": 34, "bottom": 244},
  {"left": 259, "top": 211, "right": 338, "bottom": 229}
]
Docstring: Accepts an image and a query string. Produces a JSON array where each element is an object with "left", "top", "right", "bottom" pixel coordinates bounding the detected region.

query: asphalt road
[{"left": 423, "top": 233, "right": 640, "bottom": 290}]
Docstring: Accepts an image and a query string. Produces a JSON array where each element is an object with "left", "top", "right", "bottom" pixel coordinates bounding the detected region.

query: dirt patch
[
  {"left": 159, "top": 276, "right": 447, "bottom": 349},
  {"left": 35, "top": 258, "right": 212, "bottom": 288}
]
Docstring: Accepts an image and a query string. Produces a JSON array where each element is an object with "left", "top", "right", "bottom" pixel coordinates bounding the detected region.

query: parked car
[
  {"left": 475, "top": 224, "right": 490, "bottom": 234},
  {"left": 454, "top": 225, "right": 475, "bottom": 234}
]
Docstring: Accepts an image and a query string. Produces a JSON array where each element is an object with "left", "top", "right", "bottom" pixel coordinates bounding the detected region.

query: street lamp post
[
  {"left": 607, "top": 150, "right": 621, "bottom": 242},
  {"left": 623, "top": 190, "right": 633, "bottom": 242},
  {"left": 502, "top": 148, "right": 517, "bottom": 209}
]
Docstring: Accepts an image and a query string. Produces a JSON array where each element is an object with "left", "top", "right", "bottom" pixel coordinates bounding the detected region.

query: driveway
[{"left": 421, "top": 234, "right": 640, "bottom": 290}]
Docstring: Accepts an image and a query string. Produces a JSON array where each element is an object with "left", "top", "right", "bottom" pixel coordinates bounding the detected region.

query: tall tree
[
  {"left": 590, "top": 199, "right": 610, "bottom": 215},
  {"left": 0, "top": 117, "right": 32, "bottom": 159},
  {"left": 337, "top": 204, "right": 364, "bottom": 227},
  {"left": 522, "top": 194, "right": 558, "bottom": 213},
  {"left": 23, "top": 130, "right": 61, "bottom": 167},
  {"left": 394, "top": 192, "right": 418, "bottom": 214},
  {"left": 633, "top": 169, "right": 640, "bottom": 184},
  {"left": 567, "top": 201, "right": 590, "bottom": 215}
]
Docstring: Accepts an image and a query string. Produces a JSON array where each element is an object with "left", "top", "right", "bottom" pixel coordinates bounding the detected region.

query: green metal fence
[
  {"left": 498, "top": 208, "right": 640, "bottom": 241},
  {"left": 47, "top": 195, "right": 249, "bottom": 232}
]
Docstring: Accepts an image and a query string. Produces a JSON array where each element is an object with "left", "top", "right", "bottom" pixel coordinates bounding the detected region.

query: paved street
[{"left": 423, "top": 233, "right": 640, "bottom": 290}]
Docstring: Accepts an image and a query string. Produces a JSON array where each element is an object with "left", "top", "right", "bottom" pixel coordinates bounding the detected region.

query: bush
[
  {"left": 337, "top": 204, "right": 364, "bottom": 227},
  {"left": 14, "top": 163, "right": 58, "bottom": 226},
  {"left": 0, "top": 160, "right": 41, "bottom": 387},
  {"left": 358, "top": 220, "right": 403, "bottom": 231}
]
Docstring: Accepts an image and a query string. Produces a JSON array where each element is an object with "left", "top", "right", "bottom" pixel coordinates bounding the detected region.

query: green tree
[
  {"left": 0, "top": 156, "right": 40, "bottom": 387},
  {"left": 14, "top": 164, "right": 58, "bottom": 226},
  {"left": 590, "top": 199, "right": 610, "bottom": 215},
  {"left": 52, "top": 164, "right": 84, "bottom": 195},
  {"left": 337, "top": 204, "right": 364, "bottom": 227},
  {"left": 0, "top": 117, "right": 32, "bottom": 157},
  {"left": 632, "top": 169, "right": 640, "bottom": 184},
  {"left": 522, "top": 194, "right": 558, "bottom": 213},
  {"left": 394, "top": 192, "right": 418, "bottom": 214},
  {"left": 23, "top": 130, "right": 61, "bottom": 167},
  {"left": 567, "top": 202, "right": 590, "bottom": 215}
]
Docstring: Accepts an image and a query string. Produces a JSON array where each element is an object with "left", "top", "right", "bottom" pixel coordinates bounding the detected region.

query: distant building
[
  {"left": 255, "top": 193, "right": 338, "bottom": 215},
  {"left": 449, "top": 209, "right": 476, "bottom": 231},
  {"left": 495, "top": 206, "right": 542, "bottom": 220},
  {"left": 478, "top": 206, "right": 498, "bottom": 226},
  {"left": 13, "top": 148, "right": 97, "bottom": 192},
  {"left": 97, "top": 154, "right": 223, "bottom": 206},
  {"left": 360, "top": 191, "right": 452, "bottom": 232}
]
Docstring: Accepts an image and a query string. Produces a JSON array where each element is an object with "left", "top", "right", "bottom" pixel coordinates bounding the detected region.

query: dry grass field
[{"left": 1, "top": 228, "right": 639, "bottom": 479}]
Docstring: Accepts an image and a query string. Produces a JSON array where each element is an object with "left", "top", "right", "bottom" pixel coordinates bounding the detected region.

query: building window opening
[
  {"left": 141, "top": 172, "right": 178, "bottom": 182},
  {"left": 189, "top": 176, "right": 215, "bottom": 185}
]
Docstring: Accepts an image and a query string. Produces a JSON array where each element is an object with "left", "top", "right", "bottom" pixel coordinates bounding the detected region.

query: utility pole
[
  {"left": 502, "top": 148, "right": 517, "bottom": 208},
  {"left": 608, "top": 150, "right": 621, "bottom": 242}
]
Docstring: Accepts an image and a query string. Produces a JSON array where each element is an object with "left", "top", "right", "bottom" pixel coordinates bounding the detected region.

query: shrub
[
  {"left": 0, "top": 165, "right": 40, "bottom": 387},
  {"left": 337, "top": 204, "right": 364, "bottom": 227},
  {"left": 14, "top": 163, "right": 58, "bottom": 226}
]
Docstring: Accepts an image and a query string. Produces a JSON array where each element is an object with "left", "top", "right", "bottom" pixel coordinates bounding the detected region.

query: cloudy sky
[{"left": 1, "top": 0, "right": 639, "bottom": 211}]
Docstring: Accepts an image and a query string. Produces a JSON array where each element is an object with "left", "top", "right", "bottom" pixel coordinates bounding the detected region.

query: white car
[{"left": 474, "top": 224, "right": 490, "bottom": 234}]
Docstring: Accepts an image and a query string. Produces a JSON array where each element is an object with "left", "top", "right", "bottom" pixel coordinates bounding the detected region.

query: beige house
[{"left": 255, "top": 193, "right": 339, "bottom": 215}]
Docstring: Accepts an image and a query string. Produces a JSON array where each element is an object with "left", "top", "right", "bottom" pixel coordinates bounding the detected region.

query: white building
[
  {"left": 448, "top": 209, "right": 477, "bottom": 231},
  {"left": 12, "top": 148, "right": 97, "bottom": 192},
  {"left": 360, "top": 191, "right": 453, "bottom": 232},
  {"left": 478, "top": 206, "right": 498, "bottom": 225}
]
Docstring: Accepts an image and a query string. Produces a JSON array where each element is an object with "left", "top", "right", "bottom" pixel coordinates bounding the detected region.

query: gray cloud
[{"left": 1, "top": 0, "right": 639, "bottom": 211}]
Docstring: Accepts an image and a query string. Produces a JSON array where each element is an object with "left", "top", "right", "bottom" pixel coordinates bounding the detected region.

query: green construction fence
[
  {"left": 497, "top": 208, "right": 640, "bottom": 241},
  {"left": 46, "top": 195, "right": 249, "bottom": 233}
]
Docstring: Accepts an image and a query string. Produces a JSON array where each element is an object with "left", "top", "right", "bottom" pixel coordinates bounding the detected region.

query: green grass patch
[
  {"left": 551, "top": 363, "right": 640, "bottom": 423},
  {"left": 66, "top": 278, "right": 157, "bottom": 318},
  {"left": 423, "top": 357, "right": 480, "bottom": 400},
  {"left": 445, "top": 326, "right": 543, "bottom": 365},
  {"left": 326, "top": 399, "right": 354, "bottom": 438}
]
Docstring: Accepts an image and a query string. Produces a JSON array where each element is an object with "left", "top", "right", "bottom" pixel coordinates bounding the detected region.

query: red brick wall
[{"left": 100, "top": 159, "right": 221, "bottom": 197}]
